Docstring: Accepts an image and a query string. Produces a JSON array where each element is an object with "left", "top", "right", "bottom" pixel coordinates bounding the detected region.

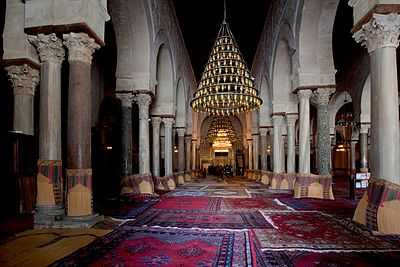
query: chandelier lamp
[
  {"left": 207, "top": 116, "right": 238, "bottom": 143},
  {"left": 190, "top": 1, "right": 262, "bottom": 116}
]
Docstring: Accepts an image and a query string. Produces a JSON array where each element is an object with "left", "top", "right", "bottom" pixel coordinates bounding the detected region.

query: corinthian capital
[
  {"left": 134, "top": 94, "right": 152, "bottom": 119},
  {"left": 5, "top": 64, "right": 40, "bottom": 96},
  {"left": 28, "top": 33, "right": 65, "bottom": 63},
  {"left": 162, "top": 118, "right": 175, "bottom": 128},
  {"left": 314, "top": 88, "right": 335, "bottom": 106},
  {"left": 297, "top": 89, "right": 313, "bottom": 100},
  {"left": 63, "top": 33, "right": 100, "bottom": 64},
  {"left": 354, "top": 13, "right": 400, "bottom": 53},
  {"left": 116, "top": 93, "right": 133, "bottom": 108}
]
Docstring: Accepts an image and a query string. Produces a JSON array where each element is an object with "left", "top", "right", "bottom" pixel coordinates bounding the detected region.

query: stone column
[
  {"left": 29, "top": 34, "right": 65, "bottom": 224},
  {"left": 354, "top": 14, "right": 400, "bottom": 183},
  {"left": 351, "top": 139, "right": 358, "bottom": 173},
  {"left": 252, "top": 134, "right": 259, "bottom": 170},
  {"left": 259, "top": 128, "right": 268, "bottom": 171},
  {"left": 360, "top": 123, "right": 370, "bottom": 173},
  {"left": 272, "top": 114, "right": 284, "bottom": 173},
  {"left": 151, "top": 117, "right": 162, "bottom": 176},
  {"left": 191, "top": 139, "right": 197, "bottom": 170},
  {"left": 116, "top": 93, "right": 133, "bottom": 177},
  {"left": 176, "top": 128, "right": 186, "bottom": 172},
  {"left": 247, "top": 139, "right": 253, "bottom": 169},
  {"left": 185, "top": 135, "right": 192, "bottom": 172},
  {"left": 286, "top": 113, "right": 298, "bottom": 173},
  {"left": 63, "top": 33, "right": 99, "bottom": 220},
  {"left": 298, "top": 89, "right": 313, "bottom": 174},
  {"left": 163, "top": 118, "right": 174, "bottom": 176},
  {"left": 315, "top": 88, "right": 335, "bottom": 175},
  {"left": 134, "top": 93, "right": 152, "bottom": 175},
  {"left": 5, "top": 64, "right": 39, "bottom": 136}
]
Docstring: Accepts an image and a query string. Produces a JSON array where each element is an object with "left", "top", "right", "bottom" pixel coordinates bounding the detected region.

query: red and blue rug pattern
[
  {"left": 256, "top": 250, "right": 400, "bottom": 267},
  {"left": 278, "top": 197, "right": 356, "bottom": 218},
  {"left": 50, "top": 226, "right": 257, "bottom": 267},
  {"left": 153, "top": 196, "right": 222, "bottom": 212},
  {"left": 133, "top": 209, "right": 272, "bottom": 229},
  {"left": 254, "top": 211, "right": 394, "bottom": 250},
  {"left": 221, "top": 197, "right": 289, "bottom": 211}
]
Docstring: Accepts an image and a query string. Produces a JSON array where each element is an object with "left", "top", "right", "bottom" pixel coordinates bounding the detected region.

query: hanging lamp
[
  {"left": 206, "top": 116, "right": 239, "bottom": 143},
  {"left": 190, "top": 0, "right": 262, "bottom": 116}
]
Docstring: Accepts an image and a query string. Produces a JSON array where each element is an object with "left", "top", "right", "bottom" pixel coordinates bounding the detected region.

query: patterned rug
[
  {"left": 165, "top": 190, "right": 207, "bottom": 197},
  {"left": 132, "top": 209, "right": 272, "bottom": 229},
  {"left": 257, "top": 250, "right": 400, "bottom": 267},
  {"left": 254, "top": 211, "right": 394, "bottom": 250},
  {"left": 249, "top": 189, "right": 293, "bottom": 199},
  {"left": 206, "top": 188, "right": 250, "bottom": 198},
  {"left": 153, "top": 196, "right": 222, "bottom": 212},
  {"left": 102, "top": 199, "right": 158, "bottom": 220},
  {"left": 50, "top": 226, "right": 258, "bottom": 267},
  {"left": 278, "top": 197, "right": 356, "bottom": 218},
  {"left": 221, "top": 198, "right": 290, "bottom": 211},
  {"left": 205, "top": 185, "right": 242, "bottom": 190}
]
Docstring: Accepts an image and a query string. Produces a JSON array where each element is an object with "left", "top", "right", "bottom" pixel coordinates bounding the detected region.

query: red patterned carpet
[{"left": 48, "top": 176, "right": 400, "bottom": 266}]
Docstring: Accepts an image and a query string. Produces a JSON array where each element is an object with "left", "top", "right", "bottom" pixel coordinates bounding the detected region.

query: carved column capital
[
  {"left": 134, "top": 93, "right": 152, "bottom": 119},
  {"left": 314, "top": 88, "right": 335, "bottom": 106},
  {"left": 286, "top": 113, "right": 299, "bottom": 127},
  {"left": 176, "top": 128, "right": 186, "bottom": 137},
  {"left": 116, "top": 93, "right": 133, "bottom": 108},
  {"left": 271, "top": 113, "right": 285, "bottom": 125},
  {"left": 28, "top": 33, "right": 65, "bottom": 63},
  {"left": 63, "top": 33, "right": 100, "bottom": 64},
  {"left": 162, "top": 117, "right": 175, "bottom": 128},
  {"left": 360, "top": 123, "right": 371, "bottom": 134},
  {"left": 5, "top": 64, "right": 40, "bottom": 96},
  {"left": 259, "top": 128, "right": 269, "bottom": 136},
  {"left": 151, "top": 116, "right": 162, "bottom": 128},
  {"left": 297, "top": 89, "right": 313, "bottom": 100},
  {"left": 354, "top": 13, "right": 400, "bottom": 53}
]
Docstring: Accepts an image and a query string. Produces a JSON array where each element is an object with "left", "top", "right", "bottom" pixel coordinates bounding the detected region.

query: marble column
[
  {"left": 354, "top": 13, "right": 400, "bottom": 183},
  {"left": 360, "top": 123, "right": 370, "bottom": 173},
  {"left": 286, "top": 113, "right": 298, "bottom": 173},
  {"left": 117, "top": 93, "right": 133, "bottom": 177},
  {"left": 151, "top": 117, "right": 162, "bottom": 176},
  {"left": 163, "top": 118, "right": 174, "bottom": 176},
  {"left": 252, "top": 134, "right": 259, "bottom": 170},
  {"left": 185, "top": 135, "right": 192, "bottom": 172},
  {"left": 272, "top": 114, "right": 284, "bottom": 173},
  {"left": 63, "top": 32, "right": 99, "bottom": 219},
  {"left": 259, "top": 128, "right": 268, "bottom": 171},
  {"left": 176, "top": 128, "right": 186, "bottom": 172},
  {"left": 315, "top": 88, "right": 335, "bottom": 175},
  {"left": 351, "top": 139, "right": 358, "bottom": 173},
  {"left": 298, "top": 89, "right": 313, "bottom": 174},
  {"left": 134, "top": 94, "right": 152, "bottom": 175},
  {"left": 5, "top": 64, "right": 39, "bottom": 136},
  {"left": 191, "top": 139, "right": 197, "bottom": 170},
  {"left": 248, "top": 139, "right": 253, "bottom": 169},
  {"left": 29, "top": 34, "right": 65, "bottom": 224}
]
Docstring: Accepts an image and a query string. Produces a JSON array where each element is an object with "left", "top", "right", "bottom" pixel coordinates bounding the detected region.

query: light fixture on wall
[{"left": 190, "top": 0, "right": 262, "bottom": 116}]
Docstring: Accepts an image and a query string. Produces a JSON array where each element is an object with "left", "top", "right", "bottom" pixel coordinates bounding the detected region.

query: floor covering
[{"left": 1, "top": 175, "right": 400, "bottom": 266}]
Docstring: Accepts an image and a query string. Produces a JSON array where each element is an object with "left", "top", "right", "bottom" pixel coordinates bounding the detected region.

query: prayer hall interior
[{"left": 2, "top": 0, "right": 400, "bottom": 266}]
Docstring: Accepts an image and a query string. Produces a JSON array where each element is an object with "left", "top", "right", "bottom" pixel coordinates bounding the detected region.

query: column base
[
  {"left": 353, "top": 178, "right": 400, "bottom": 234},
  {"left": 34, "top": 204, "right": 65, "bottom": 228},
  {"left": 61, "top": 214, "right": 104, "bottom": 228}
]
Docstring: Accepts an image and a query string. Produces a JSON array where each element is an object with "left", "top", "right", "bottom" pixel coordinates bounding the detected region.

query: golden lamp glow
[{"left": 190, "top": 17, "right": 262, "bottom": 116}]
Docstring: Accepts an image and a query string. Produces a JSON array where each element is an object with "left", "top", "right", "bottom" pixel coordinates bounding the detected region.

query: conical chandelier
[{"left": 191, "top": 2, "right": 262, "bottom": 116}]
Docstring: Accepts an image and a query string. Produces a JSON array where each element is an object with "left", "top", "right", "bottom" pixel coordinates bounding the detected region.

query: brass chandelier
[
  {"left": 206, "top": 116, "right": 238, "bottom": 143},
  {"left": 190, "top": 2, "right": 262, "bottom": 116}
]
